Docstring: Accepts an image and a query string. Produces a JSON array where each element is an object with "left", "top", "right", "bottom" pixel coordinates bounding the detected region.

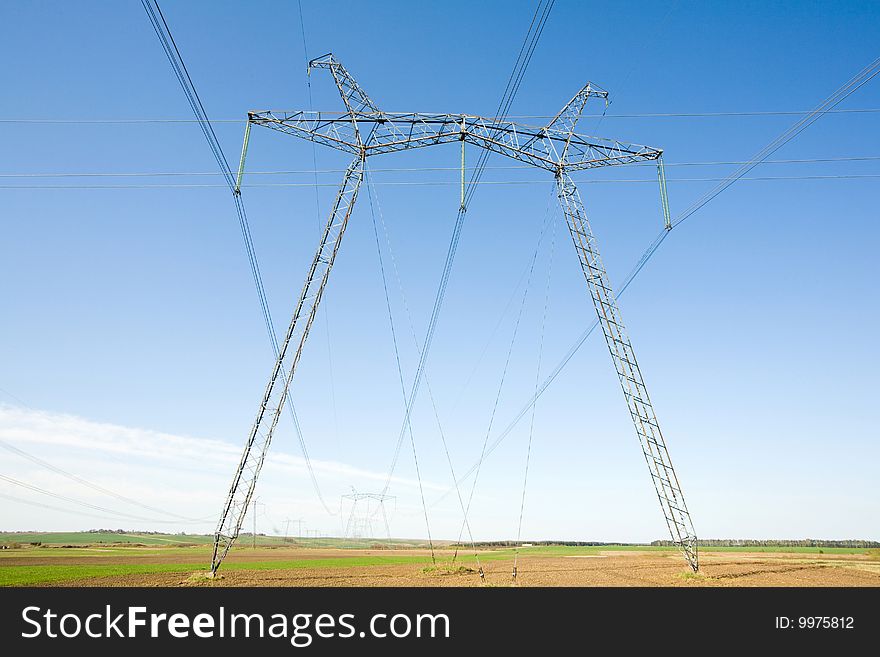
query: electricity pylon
[
  {"left": 341, "top": 489, "right": 394, "bottom": 540},
  {"left": 210, "top": 53, "right": 699, "bottom": 574}
]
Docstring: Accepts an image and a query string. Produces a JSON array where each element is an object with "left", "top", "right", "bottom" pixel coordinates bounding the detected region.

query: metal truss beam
[
  {"left": 555, "top": 171, "right": 698, "bottom": 571},
  {"left": 210, "top": 155, "right": 364, "bottom": 574},
  {"left": 249, "top": 110, "right": 661, "bottom": 171},
  {"left": 210, "top": 53, "right": 699, "bottom": 574}
]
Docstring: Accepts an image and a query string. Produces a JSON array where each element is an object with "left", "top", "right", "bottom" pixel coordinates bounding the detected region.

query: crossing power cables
[
  {"left": 0, "top": 390, "right": 216, "bottom": 524},
  {"left": 0, "top": 473, "right": 213, "bottom": 525},
  {"left": 373, "top": 0, "right": 555, "bottom": 570},
  {"left": 3, "top": 156, "right": 879, "bottom": 179},
  {"left": 2, "top": 107, "right": 879, "bottom": 123},
  {"left": 0, "top": 438, "right": 212, "bottom": 523},
  {"left": 435, "top": 53, "right": 880, "bottom": 502},
  {"left": 140, "top": 0, "right": 334, "bottom": 515},
  {"left": 380, "top": 0, "right": 556, "bottom": 493}
]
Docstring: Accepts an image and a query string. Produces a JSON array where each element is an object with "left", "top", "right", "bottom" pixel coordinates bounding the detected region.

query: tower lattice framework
[{"left": 209, "top": 53, "right": 699, "bottom": 574}]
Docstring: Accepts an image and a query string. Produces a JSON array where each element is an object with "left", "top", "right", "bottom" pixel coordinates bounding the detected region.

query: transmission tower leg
[
  {"left": 555, "top": 170, "right": 699, "bottom": 571},
  {"left": 210, "top": 155, "right": 365, "bottom": 574}
]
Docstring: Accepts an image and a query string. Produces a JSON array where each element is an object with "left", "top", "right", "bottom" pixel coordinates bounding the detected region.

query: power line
[
  {"left": 0, "top": 491, "right": 194, "bottom": 525},
  {"left": 0, "top": 439, "right": 211, "bottom": 522},
  {"left": 432, "top": 53, "right": 880, "bottom": 505},
  {"left": 4, "top": 173, "right": 879, "bottom": 190},
  {"left": 365, "top": 164, "right": 441, "bottom": 563},
  {"left": 0, "top": 473, "right": 211, "bottom": 524},
  {"left": 141, "top": 0, "right": 233, "bottom": 187},
  {"left": 380, "top": 0, "right": 555, "bottom": 496},
  {"left": 373, "top": 1, "right": 555, "bottom": 570},
  {"left": 584, "top": 108, "right": 880, "bottom": 119},
  {"left": 513, "top": 202, "right": 557, "bottom": 579},
  {"left": 370, "top": 164, "right": 483, "bottom": 562},
  {"left": 0, "top": 391, "right": 215, "bottom": 523},
  {"left": 141, "top": 0, "right": 334, "bottom": 516},
  {"left": 454, "top": 185, "right": 549, "bottom": 559},
  {"left": 673, "top": 56, "right": 880, "bottom": 228},
  {"left": 3, "top": 155, "right": 878, "bottom": 178},
  {"left": 298, "top": 0, "right": 342, "bottom": 462},
  {"left": 446, "top": 191, "right": 559, "bottom": 418},
  {"left": 1, "top": 107, "right": 878, "bottom": 123}
]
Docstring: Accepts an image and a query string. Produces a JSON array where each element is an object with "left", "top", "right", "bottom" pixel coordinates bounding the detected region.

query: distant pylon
[{"left": 341, "top": 489, "right": 395, "bottom": 540}]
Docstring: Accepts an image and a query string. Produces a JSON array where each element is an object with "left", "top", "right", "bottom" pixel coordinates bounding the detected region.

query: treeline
[
  {"left": 651, "top": 539, "right": 880, "bottom": 548},
  {"left": 85, "top": 529, "right": 198, "bottom": 536},
  {"left": 455, "top": 539, "right": 880, "bottom": 549},
  {"left": 455, "top": 541, "right": 628, "bottom": 548}
]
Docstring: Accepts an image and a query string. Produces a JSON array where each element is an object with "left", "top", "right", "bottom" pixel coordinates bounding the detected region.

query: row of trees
[
  {"left": 651, "top": 539, "right": 880, "bottom": 548},
  {"left": 85, "top": 529, "right": 193, "bottom": 535}
]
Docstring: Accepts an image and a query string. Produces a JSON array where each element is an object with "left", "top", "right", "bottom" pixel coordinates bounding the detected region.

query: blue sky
[{"left": 1, "top": 1, "right": 878, "bottom": 542}]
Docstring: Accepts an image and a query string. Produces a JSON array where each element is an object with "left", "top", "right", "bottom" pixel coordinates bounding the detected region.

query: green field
[
  {"left": 0, "top": 549, "right": 604, "bottom": 586},
  {"left": 1, "top": 533, "right": 875, "bottom": 586},
  {"left": 0, "top": 555, "right": 443, "bottom": 587}
]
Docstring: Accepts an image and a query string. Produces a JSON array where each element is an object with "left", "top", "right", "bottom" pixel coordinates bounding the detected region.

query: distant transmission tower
[
  {"left": 341, "top": 489, "right": 395, "bottom": 540},
  {"left": 209, "top": 53, "right": 699, "bottom": 574}
]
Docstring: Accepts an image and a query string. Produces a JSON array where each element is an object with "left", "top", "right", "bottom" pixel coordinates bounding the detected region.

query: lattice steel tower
[
  {"left": 209, "top": 54, "right": 699, "bottom": 574},
  {"left": 341, "top": 489, "right": 395, "bottom": 541}
]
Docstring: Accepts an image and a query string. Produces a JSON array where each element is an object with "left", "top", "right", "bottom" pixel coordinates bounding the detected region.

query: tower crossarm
[
  {"left": 544, "top": 82, "right": 609, "bottom": 136},
  {"left": 309, "top": 53, "right": 381, "bottom": 115},
  {"left": 249, "top": 110, "right": 662, "bottom": 170},
  {"left": 517, "top": 82, "right": 609, "bottom": 163},
  {"left": 307, "top": 53, "right": 407, "bottom": 149},
  {"left": 463, "top": 120, "right": 660, "bottom": 171},
  {"left": 249, "top": 111, "right": 363, "bottom": 155}
]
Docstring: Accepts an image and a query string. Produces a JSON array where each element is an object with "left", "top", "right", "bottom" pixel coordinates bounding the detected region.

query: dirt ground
[{"left": 21, "top": 548, "right": 880, "bottom": 587}]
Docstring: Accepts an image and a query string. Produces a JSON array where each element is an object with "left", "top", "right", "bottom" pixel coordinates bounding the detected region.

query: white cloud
[
  {"left": 0, "top": 404, "right": 443, "bottom": 489},
  {"left": 0, "top": 404, "right": 450, "bottom": 534}
]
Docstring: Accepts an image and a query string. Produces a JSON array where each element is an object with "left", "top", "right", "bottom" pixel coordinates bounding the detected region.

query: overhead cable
[
  {"left": 141, "top": 0, "right": 334, "bottom": 514},
  {"left": 2, "top": 107, "right": 878, "bottom": 124},
  {"left": 434, "top": 52, "right": 880, "bottom": 505}
]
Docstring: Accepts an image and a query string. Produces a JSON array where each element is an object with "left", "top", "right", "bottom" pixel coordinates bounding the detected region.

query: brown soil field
[{"left": 22, "top": 548, "right": 880, "bottom": 587}]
